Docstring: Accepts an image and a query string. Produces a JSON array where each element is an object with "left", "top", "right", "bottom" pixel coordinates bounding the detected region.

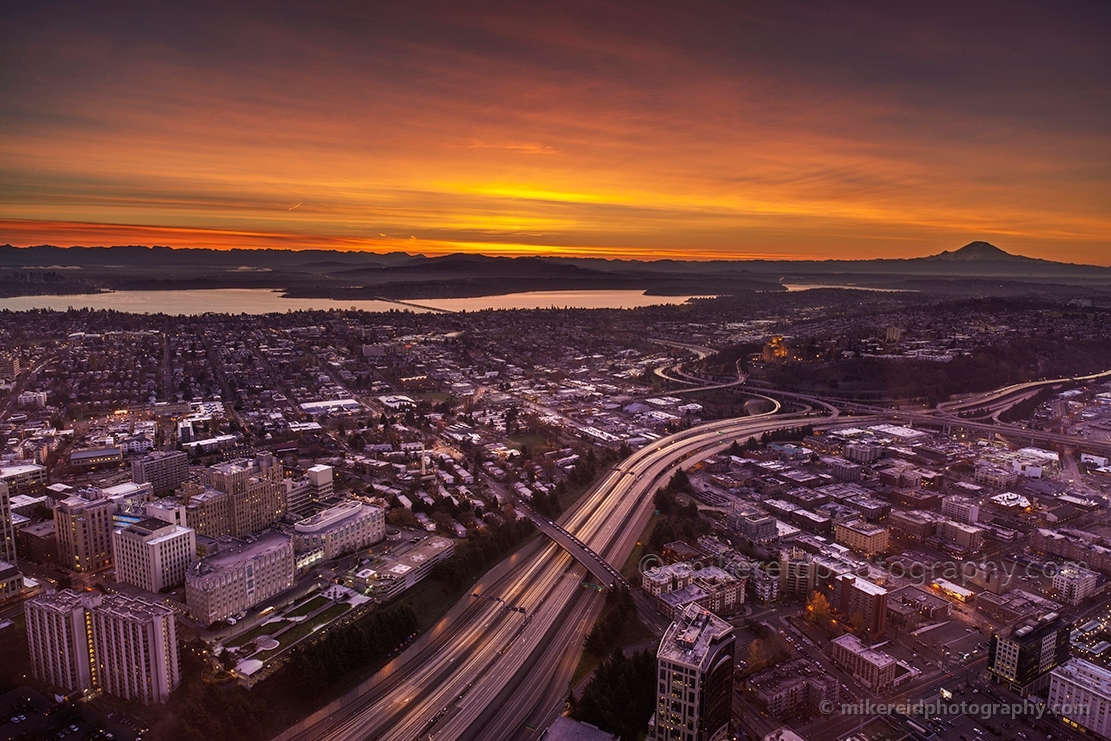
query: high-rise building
[
  {"left": 284, "top": 478, "right": 313, "bottom": 519},
  {"left": 0, "top": 354, "right": 20, "bottom": 380},
  {"left": 25, "top": 590, "right": 99, "bottom": 694},
  {"left": 779, "top": 548, "right": 813, "bottom": 596},
  {"left": 131, "top": 451, "right": 189, "bottom": 496},
  {"left": 0, "top": 482, "right": 16, "bottom": 564},
  {"left": 935, "top": 519, "right": 985, "bottom": 553},
  {"left": 988, "top": 613, "right": 1071, "bottom": 696},
  {"left": 1048, "top": 658, "right": 1111, "bottom": 739},
  {"left": 833, "top": 574, "right": 888, "bottom": 637},
  {"left": 90, "top": 594, "right": 180, "bottom": 704},
  {"left": 292, "top": 500, "right": 385, "bottom": 560},
  {"left": 181, "top": 482, "right": 232, "bottom": 537},
  {"left": 650, "top": 604, "right": 734, "bottom": 741},
  {"left": 202, "top": 454, "right": 286, "bottom": 538},
  {"left": 185, "top": 532, "right": 295, "bottom": 626},
  {"left": 306, "top": 464, "right": 334, "bottom": 501},
  {"left": 941, "top": 495, "right": 979, "bottom": 525},
  {"left": 25, "top": 590, "right": 180, "bottom": 704},
  {"left": 112, "top": 517, "right": 197, "bottom": 593},
  {"left": 54, "top": 496, "right": 115, "bottom": 573},
  {"left": 283, "top": 464, "right": 335, "bottom": 519},
  {"left": 0, "top": 463, "right": 47, "bottom": 496}
]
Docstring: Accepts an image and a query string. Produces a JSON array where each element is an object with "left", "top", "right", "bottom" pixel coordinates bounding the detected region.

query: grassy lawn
[
  {"left": 417, "top": 391, "right": 450, "bottom": 402},
  {"left": 226, "top": 619, "right": 290, "bottom": 648},
  {"left": 282, "top": 603, "right": 351, "bottom": 645},
  {"left": 506, "top": 433, "right": 552, "bottom": 452},
  {"left": 285, "top": 595, "right": 329, "bottom": 618}
]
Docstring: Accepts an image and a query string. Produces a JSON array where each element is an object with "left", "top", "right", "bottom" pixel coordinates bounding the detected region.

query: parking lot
[{"left": 0, "top": 688, "right": 140, "bottom": 741}]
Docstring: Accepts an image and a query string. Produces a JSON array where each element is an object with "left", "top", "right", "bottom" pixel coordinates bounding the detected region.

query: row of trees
[
  {"left": 284, "top": 602, "right": 420, "bottom": 698},
  {"left": 432, "top": 517, "right": 536, "bottom": 589}
]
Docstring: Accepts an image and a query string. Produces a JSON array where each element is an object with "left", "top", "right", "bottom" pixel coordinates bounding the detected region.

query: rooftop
[
  {"left": 831, "top": 633, "right": 895, "bottom": 668},
  {"left": 188, "top": 532, "right": 290, "bottom": 576},
  {"left": 657, "top": 603, "right": 732, "bottom": 668}
]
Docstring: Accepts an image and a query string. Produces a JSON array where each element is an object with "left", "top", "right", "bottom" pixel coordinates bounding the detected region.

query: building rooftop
[
  {"left": 95, "top": 592, "right": 174, "bottom": 621},
  {"left": 187, "top": 532, "right": 290, "bottom": 576},
  {"left": 843, "top": 575, "right": 887, "bottom": 596},
  {"left": 294, "top": 500, "right": 379, "bottom": 534},
  {"left": 1052, "top": 658, "right": 1111, "bottom": 694},
  {"left": 838, "top": 520, "right": 887, "bottom": 536},
  {"left": 658, "top": 603, "right": 732, "bottom": 668},
  {"left": 831, "top": 633, "right": 895, "bottom": 669},
  {"left": 541, "top": 717, "right": 616, "bottom": 741}
]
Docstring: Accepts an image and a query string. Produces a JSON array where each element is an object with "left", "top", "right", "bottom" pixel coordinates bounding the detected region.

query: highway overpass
[
  {"left": 274, "top": 410, "right": 842, "bottom": 741},
  {"left": 516, "top": 504, "right": 630, "bottom": 590}
]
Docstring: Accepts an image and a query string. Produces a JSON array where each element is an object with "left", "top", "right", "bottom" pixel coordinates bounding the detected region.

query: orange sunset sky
[{"left": 1, "top": 1, "right": 1109, "bottom": 264}]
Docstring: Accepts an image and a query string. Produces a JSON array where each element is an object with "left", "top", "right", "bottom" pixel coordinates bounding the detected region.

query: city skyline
[{"left": 3, "top": 2, "right": 1110, "bottom": 265}]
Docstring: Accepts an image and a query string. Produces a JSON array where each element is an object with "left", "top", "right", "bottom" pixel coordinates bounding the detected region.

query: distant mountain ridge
[
  {"left": 0, "top": 240, "right": 1099, "bottom": 270},
  {"left": 0, "top": 241, "right": 1108, "bottom": 301}
]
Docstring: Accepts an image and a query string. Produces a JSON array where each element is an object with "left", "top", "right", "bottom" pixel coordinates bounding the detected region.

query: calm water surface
[
  {"left": 781, "top": 283, "right": 916, "bottom": 293},
  {"left": 0, "top": 288, "right": 708, "bottom": 315}
]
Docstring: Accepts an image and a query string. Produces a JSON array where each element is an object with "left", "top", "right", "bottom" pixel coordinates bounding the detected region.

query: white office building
[
  {"left": 292, "top": 500, "right": 385, "bottom": 560},
  {"left": 112, "top": 517, "right": 197, "bottom": 593},
  {"left": 1048, "top": 658, "right": 1111, "bottom": 739},
  {"left": 1054, "top": 565, "right": 1101, "bottom": 606}
]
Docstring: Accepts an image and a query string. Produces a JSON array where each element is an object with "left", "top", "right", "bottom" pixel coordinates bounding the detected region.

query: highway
[
  {"left": 275, "top": 410, "right": 839, "bottom": 741},
  {"left": 936, "top": 368, "right": 1111, "bottom": 416},
  {"left": 272, "top": 367, "right": 1111, "bottom": 741}
]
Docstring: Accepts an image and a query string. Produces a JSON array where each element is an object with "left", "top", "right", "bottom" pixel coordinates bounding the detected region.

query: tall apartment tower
[
  {"left": 54, "top": 496, "right": 115, "bottom": 573},
  {"left": 131, "top": 451, "right": 189, "bottom": 496},
  {"left": 651, "top": 604, "right": 735, "bottom": 741},
  {"left": 25, "top": 590, "right": 101, "bottom": 694},
  {"left": 90, "top": 594, "right": 180, "bottom": 704},
  {"left": 25, "top": 590, "right": 180, "bottom": 704},
  {"left": 0, "top": 482, "right": 16, "bottom": 564},
  {"left": 833, "top": 574, "right": 888, "bottom": 638},
  {"left": 112, "top": 517, "right": 197, "bottom": 593}
]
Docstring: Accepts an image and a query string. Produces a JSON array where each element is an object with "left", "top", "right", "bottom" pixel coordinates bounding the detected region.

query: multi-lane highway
[
  {"left": 936, "top": 368, "right": 1111, "bottom": 416},
  {"left": 270, "top": 362, "right": 1111, "bottom": 741},
  {"left": 276, "top": 410, "right": 842, "bottom": 741}
]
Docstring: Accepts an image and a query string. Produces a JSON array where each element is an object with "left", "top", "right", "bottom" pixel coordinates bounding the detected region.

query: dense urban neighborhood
[{"left": 2, "top": 290, "right": 1111, "bottom": 741}]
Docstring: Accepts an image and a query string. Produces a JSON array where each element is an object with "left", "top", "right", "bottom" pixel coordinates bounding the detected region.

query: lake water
[
  {"left": 0, "top": 288, "right": 708, "bottom": 315},
  {"left": 781, "top": 283, "right": 916, "bottom": 293}
]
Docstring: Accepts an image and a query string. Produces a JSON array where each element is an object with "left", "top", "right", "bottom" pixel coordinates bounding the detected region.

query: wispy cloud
[{"left": 0, "top": 1, "right": 1108, "bottom": 263}]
